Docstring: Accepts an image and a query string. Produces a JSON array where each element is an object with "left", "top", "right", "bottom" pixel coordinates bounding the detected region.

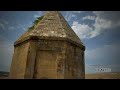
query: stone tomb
[{"left": 9, "top": 11, "right": 85, "bottom": 79}]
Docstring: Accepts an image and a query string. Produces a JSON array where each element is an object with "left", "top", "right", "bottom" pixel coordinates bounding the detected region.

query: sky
[{"left": 0, "top": 11, "right": 120, "bottom": 74}]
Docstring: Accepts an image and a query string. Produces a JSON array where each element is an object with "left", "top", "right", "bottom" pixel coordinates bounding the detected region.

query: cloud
[
  {"left": 72, "top": 11, "right": 120, "bottom": 39},
  {"left": 64, "top": 11, "right": 74, "bottom": 21},
  {"left": 9, "top": 26, "right": 16, "bottom": 30},
  {"left": 90, "top": 11, "right": 120, "bottom": 38},
  {"left": 90, "top": 17, "right": 112, "bottom": 38},
  {"left": 72, "top": 21, "right": 93, "bottom": 39},
  {"left": 64, "top": 11, "right": 83, "bottom": 21},
  {"left": 0, "top": 23, "right": 5, "bottom": 30},
  {"left": 0, "top": 19, "right": 8, "bottom": 25},
  {"left": 93, "top": 11, "right": 120, "bottom": 28},
  {"left": 82, "top": 15, "right": 96, "bottom": 20},
  {"left": 34, "top": 11, "right": 42, "bottom": 19},
  {"left": 10, "top": 23, "right": 30, "bottom": 32},
  {"left": 34, "top": 15, "right": 40, "bottom": 19},
  {"left": 16, "top": 24, "right": 26, "bottom": 31},
  {"left": 0, "top": 19, "right": 9, "bottom": 30},
  {"left": 72, "top": 11, "right": 82, "bottom": 13},
  {"left": 7, "top": 24, "right": 26, "bottom": 31}
]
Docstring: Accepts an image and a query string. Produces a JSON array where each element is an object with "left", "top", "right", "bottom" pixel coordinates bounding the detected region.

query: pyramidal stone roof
[{"left": 15, "top": 11, "right": 84, "bottom": 47}]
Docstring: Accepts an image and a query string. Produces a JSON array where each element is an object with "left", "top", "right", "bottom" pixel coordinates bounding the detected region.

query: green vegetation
[{"left": 28, "top": 16, "right": 44, "bottom": 32}]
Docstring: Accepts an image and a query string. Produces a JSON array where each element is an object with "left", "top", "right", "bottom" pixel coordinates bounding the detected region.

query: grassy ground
[
  {"left": 1, "top": 72, "right": 120, "bottom": 79},
  {"left": 85, "top": 72, "right": 120, "bottom": 79},
  {"left": 0, "top": 77, "right": 9, "bottom": 79}
]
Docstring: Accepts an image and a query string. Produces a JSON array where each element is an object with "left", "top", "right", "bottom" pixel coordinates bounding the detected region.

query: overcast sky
[{"left": 0, "top": 11, "right": 120, "bottom": 74}]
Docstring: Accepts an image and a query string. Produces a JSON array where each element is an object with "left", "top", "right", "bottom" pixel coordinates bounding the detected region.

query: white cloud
[
  {"left": 72, "top": 11, "right": 82, "bottom": 13},
  {"left": 0, "top": 23, "right": 5, "bottom": 30},
  {"left": 93, "top": 11, "right": 104, "bottom": 16},
  {"left": 82, "top": 15, "right": 96, "bottom": 20},
  {"left": 64, "top": 11, "right": 82, "bottom": 21},
  {"left": 65, "top": 11, "right": 73, "bottom": 21},
  {"left": 0, "top": 19, "right": 9, "bottom": 30},
  {"left": 72, "top": 11, "right": 120, "bottom": 39},
  {"left": 34, "top": 15, "right": 40, "bottom": 19},
  {"left": 93, "top": 11, "right": 120, "bottom": 28},
  {"left": 34, "top": 11, "right": 42, "bottom": 19},
  {"left": 90, "top": 17, "right": 112, "bottom": 38},
  {"left": 71, "top": 14, "right": 76, "bottom": 18},
  {"left": 90, "top": 11, "right": 120, "bottom": 38},
  {"left": 72, "top": 21, "right": 93, "bottom": 39}
]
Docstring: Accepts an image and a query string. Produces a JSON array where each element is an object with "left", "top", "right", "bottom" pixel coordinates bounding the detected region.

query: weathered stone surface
[
  {"left": 10, "top": 42, "right": 30, "bottom": 79},
  {"left": 15, "top": 11, "right": 84, "bottom": 46},
  {"left": 9, "top": 11, "right": 85, "bottom": 79}
]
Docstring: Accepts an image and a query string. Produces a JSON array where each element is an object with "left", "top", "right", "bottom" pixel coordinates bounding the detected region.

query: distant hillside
[
  {"left": 0, "top": 71, "right": 9, "bottom": 77},
  {"left": 85, "top": 72, "right": 120, "bottom": 79}
]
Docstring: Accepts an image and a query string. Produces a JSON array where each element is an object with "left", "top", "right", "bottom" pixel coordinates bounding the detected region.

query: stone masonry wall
[
  {"left": 64, "top": 42, "right": 85, "bottom": 79},
  {"left": 33, "top": 40, "right": 66, "bottom": 79},
  {"left": 10, "top": 39, "right": 84, "bottom": 79},
  {"left": 10, "top": 42, "right": 30, "bottom": 79}
]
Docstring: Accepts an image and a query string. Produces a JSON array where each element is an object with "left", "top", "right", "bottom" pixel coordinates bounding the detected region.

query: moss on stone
[{"left": 28, "top": 16, "right": 44, "bottom": 32}]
